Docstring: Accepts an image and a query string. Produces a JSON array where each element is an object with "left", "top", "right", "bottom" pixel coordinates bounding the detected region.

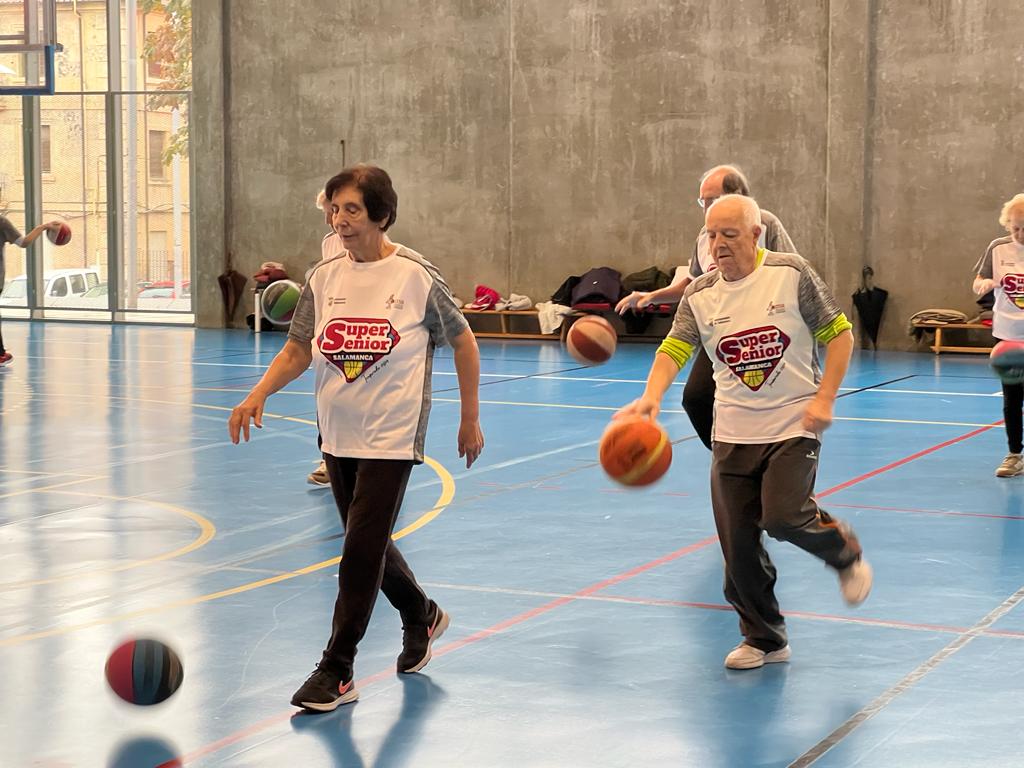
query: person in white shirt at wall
[
  {"left": 973, "top": 192, "right": 1024, "bottom": 478},
  {"left": 229, "top": 165, "right": 484, "bottom": 711},
  {"left": 616, "top": 194, "right": 872, "bottom": 670},
  {"left": 306, "top": 188, "right": 348, "bottom": 489}
]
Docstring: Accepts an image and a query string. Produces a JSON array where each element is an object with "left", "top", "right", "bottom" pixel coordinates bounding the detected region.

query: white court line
[
  {"left": 788, "top": 584, "right": 1024, "bottom": 767},
  {"left": 19, "top": 354, "right": 1002, "bottom": 395},
  {"left": 832, "top": 415, "right": 995, "bottom": 427},
  {"left": 431, "top": 398, "right": 996, "bottom": 427},
  {"left": 406, "top": 437, "right": 605, "bottom": 491},
  {"left": 197, "top": 381, "right": 1000, "bottom": 398}
]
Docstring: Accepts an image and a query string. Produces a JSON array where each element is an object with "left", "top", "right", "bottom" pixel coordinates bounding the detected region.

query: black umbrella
[
  {"left": 218, "top": 250, "right": 248, "bottom": 326},
  {"left": 852, "top": 266, "right": 888, "bottom": 348}
]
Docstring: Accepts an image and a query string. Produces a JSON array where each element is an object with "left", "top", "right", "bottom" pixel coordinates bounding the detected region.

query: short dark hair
[
  {"left": 720, "top": 169, "right": 750, "bottom": 197},
  {"left": 700, "top": 164, "right": 751, "bottom": 197},
  {"left": 324, "top": 164, "right": 398, "bottom": 231}
]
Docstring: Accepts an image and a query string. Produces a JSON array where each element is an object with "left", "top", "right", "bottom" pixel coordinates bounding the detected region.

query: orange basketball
[
  {"left": 566, "top": 315, "right": 617, "bottom": 365},
  {"left": 599, "top": 418, "right": 672, "bottom": 487}
]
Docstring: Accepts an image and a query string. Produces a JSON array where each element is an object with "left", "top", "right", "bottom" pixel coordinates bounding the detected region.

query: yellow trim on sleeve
[
  {"left": 657, "top": 337, "right": 695, "bottom": 369},
  {"left": 814, "top": 313, "right": 853, "bottom": 344}
]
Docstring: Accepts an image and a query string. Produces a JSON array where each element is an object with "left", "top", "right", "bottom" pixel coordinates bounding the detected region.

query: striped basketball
[
  {"left": 261, "top": 279, "right": 301, "bottom": 326},
  {"left": 46, "top": 222, "right": 72, "bottom": 246},
  {"left": 566, "top": 315, "right": 617, "bottom": 366},
  {"left": 105, "top": 638, "right": 184, "bottom": 705},
  {"left": 599, "top": 417, "right": 672, "bottom": 487},
  {"left": 990, "top": 340, "right": 1024, "bottom": 385}
]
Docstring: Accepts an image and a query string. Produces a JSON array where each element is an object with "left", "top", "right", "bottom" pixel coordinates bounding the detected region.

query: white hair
[
  {"left": 999, "top": 193, "right": 1024, "bottom": 229},
  {"left": 315, "top": 189, "right": 328, "bottom": 210},
  {"left": 707, "top": 194, "right": 761, "bottom": 229}
]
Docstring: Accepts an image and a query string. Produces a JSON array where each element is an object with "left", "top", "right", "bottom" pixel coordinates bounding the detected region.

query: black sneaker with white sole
[
  {"left": 290, "top": 665, "right": 359, "bottom": 712},
  {"left": 397, "top": 601, "right": 449, "bottom": 674}
]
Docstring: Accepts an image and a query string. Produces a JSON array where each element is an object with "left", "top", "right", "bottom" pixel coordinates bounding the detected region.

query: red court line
[
  {"left": 829, "top": 502, "right": 1024, "bottom": 522},
  {"left": 167, "top": 536, "right": 721, "bottom": 767},
  {"left": 167, "top": 422, "right": 997, "bottom": 767},
  {"left": 433, "top": 534, "right": 721, "bottom": 660},
  {"left": 978, "top": 628, "right": 1024, "bottom": 639},
  {"left": 816, "top": 421, "right": 1002, "bottom": 498}
]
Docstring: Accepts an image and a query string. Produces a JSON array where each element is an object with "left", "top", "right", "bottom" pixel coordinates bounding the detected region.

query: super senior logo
[
  {"left": 1000, "top": 274, "right": 1024, "bottom": 310},
  {"left": 715, "top": 325, "right": 791, "bottom": 391},
  {"left": 318, "top": 318, "right": 401, "bottom": 382}
]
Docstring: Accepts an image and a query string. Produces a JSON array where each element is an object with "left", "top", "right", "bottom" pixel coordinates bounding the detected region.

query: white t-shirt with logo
[
  {"left": 666, "top": 251, "right": 848, "bottom": 444},
  {"left": 288, "top": 244, "right": 468, "bottom": 462},
  {"left": 976, "top": 236, "right": 1024, "bottom": 342}
]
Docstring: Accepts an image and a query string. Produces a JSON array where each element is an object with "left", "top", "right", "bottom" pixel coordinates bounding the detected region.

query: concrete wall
[{"left": 194, "top": 0, "right": 1024, "bottom": 349}]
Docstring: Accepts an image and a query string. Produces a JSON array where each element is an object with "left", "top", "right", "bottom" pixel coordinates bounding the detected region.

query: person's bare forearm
[
  {"left": 817, "top": 330, "right": 853, "bottom": 401},
  {"left": 646, "top": 278, "right": 692, "bottom": 305},
  {"left": 252, "top": 339, "right": 312, "bottom": 398},
  {"left": 643, "top": 352, "right": 683, "bottom": 403},
  {"left": 451, "top": 329, "right": 480, "bottom": 421}
]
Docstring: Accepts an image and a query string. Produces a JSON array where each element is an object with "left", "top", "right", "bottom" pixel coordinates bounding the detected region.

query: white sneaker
[
  {"left": 838, "top": 557, "right": 873, "bottom": 606},
  {"left": 307, "top": 460, "right": 330, "bottom": 487},
  {"left": 995, "top": 453, "right": 1024, "bottom": 478},
  {"left": 724, "top": 643, "right": 791, "bottom": 670}
]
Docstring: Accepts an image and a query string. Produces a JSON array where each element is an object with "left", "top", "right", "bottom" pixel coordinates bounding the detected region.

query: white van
[{"left": 0, "top": 269, "right": 101, "bottom": 307}]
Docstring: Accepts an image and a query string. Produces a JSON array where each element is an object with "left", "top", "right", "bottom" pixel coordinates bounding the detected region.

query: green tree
[{"left": 141, "top": 0, "right": 191, "bottom": 164}]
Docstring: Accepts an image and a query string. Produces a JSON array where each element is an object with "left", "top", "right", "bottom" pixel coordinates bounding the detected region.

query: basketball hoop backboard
[{"left": 0, "top": 0, "right": 60, "bottom": 95}]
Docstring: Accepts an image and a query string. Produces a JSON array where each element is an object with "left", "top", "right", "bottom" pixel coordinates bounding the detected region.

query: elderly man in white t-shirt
[
  {"left": 618, "top": 194, "right": 871, "bottom": 671},
  {"left": 616, "top": 165, "right": 797, "bottom": 449}
]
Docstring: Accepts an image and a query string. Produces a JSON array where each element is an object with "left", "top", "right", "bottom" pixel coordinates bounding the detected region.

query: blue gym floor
[{"left": 1, "top": 321, "right": 1022, "bottom": 768}]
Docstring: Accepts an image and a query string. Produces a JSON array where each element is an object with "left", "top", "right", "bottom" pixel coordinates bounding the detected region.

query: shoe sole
[
  {"left": 842, "top": 560, "right": 873, "bottom": 606},
  {"left": 293, "top": 687, "right": 359, "bottom": 712},
  {"left": 725, "top": 646, "right": 792, "bottom": 670},
  {"left": 996, "top": 469, "right": 1024, "bottom": 478},
  {"left": 400, "top": 609, "right": 450, "bottom": 674},
  {"left": 306, "top": 477, "right": 331, "bottom": 487}
]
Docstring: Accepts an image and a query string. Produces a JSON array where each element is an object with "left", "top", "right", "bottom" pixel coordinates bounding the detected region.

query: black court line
[
  {"left": 788, "top": 584, "right": 1024, "bottom": 767},
  {"left": 835, "top": 374, "right": 917, "bottom": 399}
]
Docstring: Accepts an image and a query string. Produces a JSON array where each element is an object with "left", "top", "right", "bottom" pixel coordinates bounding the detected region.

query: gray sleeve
[
  {"left": 765, "top": 215, "right": 796, "bottom": 254},
  {"left": 667, "top": 289, "right": 701, "bottom": 348},
  {"left": 797, "top": 261, "right": 845, "bottom": 333},
  {"left": 0, "top": 217, "right": 22, "bottom": 245},
  {"left": 424, "top": 279, "right": 469, "bottom": 347},
  {"left": 688, "top": 231, "right": 704, "bottom": 278},
  {"left": 975, "top": 241, "right": 996, "bottom": 279},
  {"left": 287, "top": 282, "right": 317, "bottom": 345}
]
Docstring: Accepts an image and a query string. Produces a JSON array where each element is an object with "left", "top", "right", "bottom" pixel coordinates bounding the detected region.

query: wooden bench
[
  {"left": 461, "top": 308, "right": 556, "bottom": 340},
  {"left": 912, "top": 322, "right": 994, "bottom": 354}
]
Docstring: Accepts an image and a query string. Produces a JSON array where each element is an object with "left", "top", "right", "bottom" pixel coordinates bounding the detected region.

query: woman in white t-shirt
[
  {"left": 973, "top": 193, "right": 1024, "bottom": 477},
  {"left": 229, "top": 165, "right": 484, "bottom": 713}
]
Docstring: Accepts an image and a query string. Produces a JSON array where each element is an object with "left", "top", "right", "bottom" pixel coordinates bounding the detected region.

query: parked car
[{"left": 0, "top": 269, "right": 101, "bottom": 307}]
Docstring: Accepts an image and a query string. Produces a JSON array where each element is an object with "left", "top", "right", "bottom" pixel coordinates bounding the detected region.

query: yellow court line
[
  {"left": 0, "top": 456, "right": 455, "bottom": 648},
  {"left": 0, "top": 469, "right": 103, "bottom": 478},
  {"left": 0, "top": 476, "right": 103, "bottom": 501},
  {"left": 0, "top": 493, "right": 217, "bottom": 591}
]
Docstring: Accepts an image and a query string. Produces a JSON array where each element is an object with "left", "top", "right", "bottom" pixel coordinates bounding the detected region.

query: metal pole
[
  {"left": 124, "top": 0, "right": 138, "bottom": 307},
  {"left": 106, "top": 0, "right": 123, "bottom": 317},
  {"left": 172, "top": 106, "right": 183, "bottom": 299}
]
